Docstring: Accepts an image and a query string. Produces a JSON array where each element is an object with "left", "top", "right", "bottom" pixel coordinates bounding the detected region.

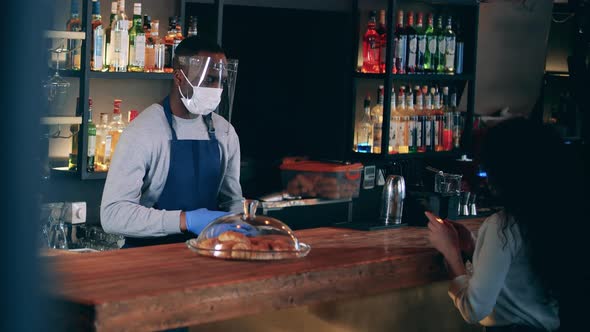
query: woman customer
[{"left": 426, "top": 117, "right": 586, "bottom": 332}]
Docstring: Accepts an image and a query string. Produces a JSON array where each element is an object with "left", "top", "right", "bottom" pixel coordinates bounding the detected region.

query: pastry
[
  {"left": 218, "top": 231, "right": 250, "bottom": 244},
  {"left": 197, "top": 238, "right": 218, "bottom": 250},
  {"left": 211, "top": 240, "right": 235, "bottom": 259},
  {"left": 269, "top": 239, "right": 291, "bottom": 252},
  {"left": 230, "top": 242, "right": 252, "bottom": 260}
]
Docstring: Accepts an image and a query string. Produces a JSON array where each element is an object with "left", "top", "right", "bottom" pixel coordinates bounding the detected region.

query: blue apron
[{"left": 123, "top": 96, "right": 222, "bottom": 248}]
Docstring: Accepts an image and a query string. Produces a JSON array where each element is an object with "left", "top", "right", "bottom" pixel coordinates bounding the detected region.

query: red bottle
[{"left": 362, "top": 11, "right": 381, "bottom": 73}]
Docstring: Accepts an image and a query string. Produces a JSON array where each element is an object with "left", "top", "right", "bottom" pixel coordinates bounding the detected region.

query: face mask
[{"left": 178, "top": 70, "right": 223, "bottom": 115}]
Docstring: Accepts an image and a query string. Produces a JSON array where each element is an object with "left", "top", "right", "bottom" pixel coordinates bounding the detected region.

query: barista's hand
[
  {"left": 184, "top": 209, "right": 231, "bottom": 235},
  {"left": 183, "top": 209, "right": 258, "bottom": 237}
]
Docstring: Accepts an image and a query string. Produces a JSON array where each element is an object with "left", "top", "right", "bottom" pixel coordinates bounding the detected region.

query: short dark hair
[{"left": 173, "top": 36, "right": 225, "bottom": 68}]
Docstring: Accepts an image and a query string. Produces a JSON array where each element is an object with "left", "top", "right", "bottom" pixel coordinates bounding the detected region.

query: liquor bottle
[
  {"left": 361, "top": 11, "right": 380, "bottom": 73},
  {"left": 423, "top": 14, "right": 435, "bottom": 72},
  {"left": 443, "top": 86, "right": 456, "bottom": 151},
  {"left": 416, "top": 13, "right": 426, "bottom": 73},
  {"left": 406, "top": 12, "right": 417, "bottom": 74},
  {"left": 372, "top": 86, "right": 384, "bottom": 154},
  {"left": 442, "top": 86, "right": 449, "bottom": 111},
  {"left": 69, "top": 98, "right": 81, "bottom": 171},
  {"left": 108, "top": 99, "right": 126, "bottom": 158},
  {"left": 164, "top": 17, "right": 177, "bottom": 73},
  {"left": 435, "top": 15, "right": 446, "bottom": 73},
  {"left": 393, "top": 10, "right": 406, "bottom": 74},
  {"left": 143, "top": 15, "right": 151, "bottom": 34},
  {"left": 357, "top": 95, "right": 373, "bottom": 153},
  {"left": 432, "top": 86, "right": 441, "bottom": 111},
  {"left": 187, "top": 16, "right": 198, "bottom": 37},
  {"left": 455, "top": 20, "right": 464, "bottom": 74},
  {"left": 390, "top": 86, "right": 396, "bottom": 113},
  {"left": 95, "top": 113, "right": 111, "bottom": 171},
  {"left": 87, "top": 99, "right": 97, "bottom": 172},
  {"left": 406, "top": 84, "right": 414, "bottom": 111},
  {"left": 444, "top": 16, "right": 456, "bottom": 74},
  {"left": 173, "top": 18, "right": 184, "bottom": 61},
  {"left": 423, "top": 85, "right": 432, "bottom": 111},
  {"left": 127, "top": 109, "right": 138, "bottom": 123},
  {"left": 149, "top": 20, "right": 165, "bottom": 73},
  {"left": 128, "top": 3, "right": 146, "bottom": 72},
  {"left": 109, "top": 0, "right": 130, "bottom": 72},
  {"left": 377, "top": 10, "right": 387, "bottom": 73},
  {"left": 104, "top": 2, "right": 118, "bottom": 68},
  {"left": 397, "top": 86, "right": 406, "bottom": 112},
  {"left": 91, "top": 0, "right": 104, "bottom": 71},
  {"left": 66, "top": 0, "right": 82, "bottom": 70},
  {"left": 414, "top": 85, "right": 423, "bottom": 111}
]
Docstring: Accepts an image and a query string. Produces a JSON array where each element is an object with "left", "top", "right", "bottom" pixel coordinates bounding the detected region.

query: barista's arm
[
  {"left": 101, "top": 130, "right": 182, "bottom": 237},
  {"left": 217, "top": 125, "right": 244, "bottom": 213}
]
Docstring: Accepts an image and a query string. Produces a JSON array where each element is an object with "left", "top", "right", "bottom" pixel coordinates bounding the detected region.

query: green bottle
[
  {"left": 435, "top": 15, "right": 446, "bottom": 73},
  {"left": 423, "top": 14, "right": 435, "bottom": 72},
  {"left": 87, "top": 99, "right": 97, "bottom": 173},
  {"left": 128, "top": 2, "right": 146, "bottom": 72},
  {"left": 444, "top": 16, "right": 456, "bottom": 74},
  {"left": 68, "top": 98, "right": 80, "bottom": 171}
]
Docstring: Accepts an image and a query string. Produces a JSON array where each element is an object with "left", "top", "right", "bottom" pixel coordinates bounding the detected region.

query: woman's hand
[
  {"left": 425, "top": 211, "right": 467, "bottom": 278},
  {"left": 425, "top": 211, "right": 461, "bottom": 259}
]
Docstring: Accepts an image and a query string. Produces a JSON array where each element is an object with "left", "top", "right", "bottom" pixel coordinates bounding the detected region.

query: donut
[
  {"left": 218, "top": 231, "right": 250, "bottom": 244},
  {"left": 230, "top": 242, "right": 252, "bottom": 260}
]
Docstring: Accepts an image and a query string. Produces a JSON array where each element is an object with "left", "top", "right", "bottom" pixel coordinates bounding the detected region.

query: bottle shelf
[
  {"left": 354, "top": 72, "right": 474, "bottom": 81},
  {"left": 352, "top": 150, "right": 463, "bottom": 162},
  {"left": 41, "top": 116, "right": 82, "bottom": 125},
  {"left": 44, "top": 30, "right": 86, "bottom": 40},
  {"left": 87, "top": 72, "right": 174, "bottom": 80},
  {"left": 82, "top": 171, "right": 108, "bottom": 180},
  {"left": 47, "top": 69, "right": 82, "bottom": 78}
]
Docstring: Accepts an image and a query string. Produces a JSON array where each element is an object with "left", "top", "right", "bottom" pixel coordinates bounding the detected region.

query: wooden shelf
[
  {"left": 88, "top": 71, "right": 174, "bottom": 80},
  {"left": 354, "top": 72, "right": 474, "bottom": 81},
  {"left": 41, "top": 116, "right": 82, "bottom": 125}
]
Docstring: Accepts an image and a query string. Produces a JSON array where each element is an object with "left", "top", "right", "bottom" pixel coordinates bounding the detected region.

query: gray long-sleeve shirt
[
  {"left": 100, "top": 103, "right": 244, "bottom": 238},
  {"left": 448, "top": 211, "right": 559, "bottom": 331}
]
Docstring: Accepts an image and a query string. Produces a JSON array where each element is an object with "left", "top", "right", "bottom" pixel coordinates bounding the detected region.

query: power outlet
[{"left": 64, "top": 202, "right": 87, "bottom": 224}]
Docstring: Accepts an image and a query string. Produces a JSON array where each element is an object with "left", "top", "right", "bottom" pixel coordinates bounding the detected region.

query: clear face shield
[{"left": 177, "top": 55, "right": 238, "bottom": 122}]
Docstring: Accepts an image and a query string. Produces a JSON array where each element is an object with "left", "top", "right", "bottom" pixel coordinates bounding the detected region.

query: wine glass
[{"left": 44, "top": 39, "right": 71, "bottom": 115}]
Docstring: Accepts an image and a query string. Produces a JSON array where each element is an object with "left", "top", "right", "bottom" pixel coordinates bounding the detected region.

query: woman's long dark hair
[{"left": 479, "top": 117, "right": 586, "bottom": 331}]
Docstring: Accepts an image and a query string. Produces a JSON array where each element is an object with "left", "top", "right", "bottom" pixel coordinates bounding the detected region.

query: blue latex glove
[
  {"left": 185, "top": 209, "right": 257, "bottom": 237},
  {"left": 185, "top": 209, "right": 232, "bottom": 235}
]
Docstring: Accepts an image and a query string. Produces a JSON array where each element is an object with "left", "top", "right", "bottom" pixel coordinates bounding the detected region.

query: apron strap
[
  {"left": 203, "top": 113, "right": 217, "bottom": 140},
  {"left": 162, "top": 96, "right": 178, "bottom": 141}
]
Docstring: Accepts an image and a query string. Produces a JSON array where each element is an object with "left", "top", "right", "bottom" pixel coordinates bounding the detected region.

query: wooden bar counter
[{"left": 45, "top": 218, "right": 485, "bottom": 331}]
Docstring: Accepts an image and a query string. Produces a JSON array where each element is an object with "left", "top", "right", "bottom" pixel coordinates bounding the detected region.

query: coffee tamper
[{"left": 380, "top": 175, "right": 406, "bottom": 225}]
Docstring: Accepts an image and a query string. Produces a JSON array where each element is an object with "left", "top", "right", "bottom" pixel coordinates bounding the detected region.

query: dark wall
[{"left": 223, "top": 5, "right": 352, "bottom": 161}]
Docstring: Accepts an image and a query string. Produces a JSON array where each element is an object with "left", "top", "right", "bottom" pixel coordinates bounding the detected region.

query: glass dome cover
[{"left": 187, "top": 200, "right": 311, "bottom": 260}]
